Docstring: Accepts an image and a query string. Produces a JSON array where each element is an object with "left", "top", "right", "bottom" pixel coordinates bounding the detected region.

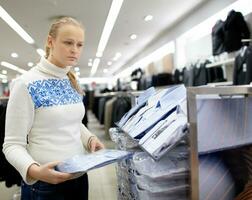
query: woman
[{"left": 3, "top": 17, "right": 104, "bottom": 200}]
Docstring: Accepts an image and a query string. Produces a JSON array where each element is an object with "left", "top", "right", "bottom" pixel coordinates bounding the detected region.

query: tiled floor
[
  {"left": 87, "top": 111, "right": 118, "bottom": 200},
  {"left": 0, "top": 111, "right": 118, "bottom": 200}
]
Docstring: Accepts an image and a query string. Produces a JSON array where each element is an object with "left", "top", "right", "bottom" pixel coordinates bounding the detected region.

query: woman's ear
[{"left": 47, "top": 35, "right": 53, "bottom": 48}]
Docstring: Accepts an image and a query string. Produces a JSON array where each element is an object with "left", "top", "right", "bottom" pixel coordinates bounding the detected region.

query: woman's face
[{"left": 48, "top": 24, "right": 84, "bottom": 68}]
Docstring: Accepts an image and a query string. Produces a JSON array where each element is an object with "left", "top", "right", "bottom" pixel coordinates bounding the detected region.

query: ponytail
[{"left": 67, "top": 71, "right": 83, "bottom": 95}]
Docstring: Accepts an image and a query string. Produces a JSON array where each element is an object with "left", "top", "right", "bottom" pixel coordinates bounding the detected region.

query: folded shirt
[
  {"left": 55, "top": 149, "right": 133, "bottom": 173},
  {"left": 132, "top": 151, "right": 189, "bottom": 180},
  {"left": 126, "top": 85, "right": 186, "bottom": 139},
  {"left": 117, "top": 87, "right": 156, "bottom": 128},
  {"left": 141, "top": 115, "right": 187, "bottom": 160}
]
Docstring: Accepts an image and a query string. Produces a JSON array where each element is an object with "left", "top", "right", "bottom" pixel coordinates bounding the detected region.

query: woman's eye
[
  {"left": 78, "top": 44, "right": 83, "bottom": 47},
  {"left": 64, "top": 41, "right": 72, "bottom": 45}
]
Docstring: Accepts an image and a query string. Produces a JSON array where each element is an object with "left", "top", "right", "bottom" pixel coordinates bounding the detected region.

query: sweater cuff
[{"left": 22, "top": 161, "right": 40, "bottom": 185}]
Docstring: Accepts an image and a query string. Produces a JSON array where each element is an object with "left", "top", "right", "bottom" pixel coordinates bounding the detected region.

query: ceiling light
[
  {"left": 144, "top": 15, "right": 153, "bottom": 21},
  {"left": 103, "top": 69, "right": 108, "bottom": 73},
  {"left": 11, "top": 52, "right": 18, "bottom": 58},
  {"left": 107, "top": 61, "right": 112, "bottom": 66},
  {"left": 96, "top": 51, "right": 103, "bottom": 58},
  {"left": 88, "top": 62, "right": 92, "bottom": 67},
  {"left": 74, "top": 67, "right": 80, "bottom": 72},
  {"left": 113, "top": 52, "right": 122, "bottom": 61},
  {"left": 129, "top": 34, "right": 137, "bottom": 40},
  {"left": 2, "top": 70, "right": 7, "bottom": 74},
  {"left": 0, "top": 74, "right": 7, "bottom": 79},
  {"left": 115, "top": 52, "right": 122, "bottom": 57},
  {"left": 28, "top": 62, "right": 34, "bottom": 67},
  {"left": 2, "top": 79, "right": 8, "bottom": 83},
  {"left": 90, "top": 58, "right": 100, "bottom": 76},
  {"left": 1, "top": 61, "right": 27, "bottom": 74},
  {"left": 88, "top": 59, "right": 93, "bottom": 62},
  {"left": 36, "top": 48, "right": 46, "bottom": 57},
  {"left": 95, "top": 0, "right": 124, "bottom": 63},
  {"left": 0, "top": 6, "right": 34, "bottom": 44}
]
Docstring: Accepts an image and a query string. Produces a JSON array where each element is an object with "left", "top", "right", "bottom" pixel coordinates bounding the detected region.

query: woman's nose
[{"left": 71, "top": 45, "right": 78, "bottom": 53}]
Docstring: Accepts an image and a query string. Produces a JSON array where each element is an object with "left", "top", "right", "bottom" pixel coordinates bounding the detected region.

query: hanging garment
[
  {"left": 111, "top": 96, "right": 131, "bottom": 127},
  {"left": 223, "top": 10, "right": 250, "bottom": 52},
  {"left": 233, "top": 45, "right": 252, "bottom": 85},
  {"left": 212, "top": 20, "right": 225, "bottom": 55},
  {"left": 193, "top": 61, "right": 210, "bottom": 86},
  {"left": 104, "top": 97, "right": 117, "bottom": 136},
  {"left": 182, "top": 66, "right": 194, "bottom": 86},
  {"left": 206, "top": 65, "right": 225, "bottom": 83},
  {"left": 0, "top": 104, "right": 22, "bottom": 187},
  {"left": 117, "top": 87, "right": 155, "bottom": 128}
]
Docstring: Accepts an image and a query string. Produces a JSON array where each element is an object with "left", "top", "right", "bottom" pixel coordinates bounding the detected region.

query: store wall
[
  {"left": 119, "top": 0, "right": 238, "bottom": 72},
  {"left": 246, "top": 13, "right": 252, "bottom": 38},
  {"left": 185, "top": 34, "right": 212, "bottom": 63}
]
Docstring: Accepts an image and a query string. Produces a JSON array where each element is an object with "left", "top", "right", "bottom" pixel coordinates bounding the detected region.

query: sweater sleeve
[
  {"left": 80, "top": 124, "right": 96, "bottom": 150},
  {"left": 2, "top": 78, "right": 37, "bottom": 184}
]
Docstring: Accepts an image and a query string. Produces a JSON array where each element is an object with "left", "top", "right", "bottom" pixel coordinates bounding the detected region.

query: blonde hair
[{"left": 45, "top": 17, "right": 84, "bottom": 94}]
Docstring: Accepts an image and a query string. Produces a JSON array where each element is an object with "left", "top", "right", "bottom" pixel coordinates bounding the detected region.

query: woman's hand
[
  {"left": 27, "top": 161, "right": 75, "bottom": 184},
  {"left": 89, "top": 136, "right": 105, "bottom": 152}
]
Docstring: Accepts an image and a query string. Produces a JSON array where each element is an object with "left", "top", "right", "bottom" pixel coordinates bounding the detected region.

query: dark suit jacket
[
  {"left": 223, "top": 10, "right": 250, "bottom": 52},
  {"left": 212, "top": 20, "right": 225, "bottom": 55},
  {"left": 233, "top": 46, "right": 252, "bottom": 85}
]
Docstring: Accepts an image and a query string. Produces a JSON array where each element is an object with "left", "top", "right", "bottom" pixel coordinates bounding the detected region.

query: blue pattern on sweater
[{"left": 27, "top": 79, "right": 82, "bottom": 109}]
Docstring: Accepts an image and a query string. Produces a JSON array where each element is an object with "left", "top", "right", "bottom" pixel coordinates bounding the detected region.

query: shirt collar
[{"left": 35, "top": 56, "right": 71, "bottom": 78}]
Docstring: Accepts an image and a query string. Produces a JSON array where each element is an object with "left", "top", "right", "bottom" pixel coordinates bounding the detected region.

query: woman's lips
[{"left": 68, "top": 57, "right": 77, "bottom": 60}]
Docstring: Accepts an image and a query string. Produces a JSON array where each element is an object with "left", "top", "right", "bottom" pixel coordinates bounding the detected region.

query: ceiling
[{"left": 0, "top": 0, "right": 207, "bottom": 81}]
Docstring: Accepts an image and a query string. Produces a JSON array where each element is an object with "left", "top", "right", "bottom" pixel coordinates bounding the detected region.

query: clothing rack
[
  {"left": 207, "top": 81, "right": 233, "bottom": 87},
  {"left": 241, "top": 39, "right": 252, "bottom": 43},
  {"left": 96, "top": 90, "right": 144, "bottom": 98}
]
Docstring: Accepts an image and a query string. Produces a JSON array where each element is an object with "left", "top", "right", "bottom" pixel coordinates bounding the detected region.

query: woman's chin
[{"left": 66, "top": 60, "right": 77, "bottom": 66}]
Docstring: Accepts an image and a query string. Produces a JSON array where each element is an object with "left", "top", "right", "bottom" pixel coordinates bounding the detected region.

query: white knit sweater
[{"left": 2, "top": 57, "right": 94, "bottom": 184}]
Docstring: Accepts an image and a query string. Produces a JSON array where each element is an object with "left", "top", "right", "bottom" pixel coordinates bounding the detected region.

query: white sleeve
[
  {"left": 2, "top": 78, "right": 37, "bottom": 184},
  {"left": 80, "top": 123, "right": 96, "bottom": 150}
]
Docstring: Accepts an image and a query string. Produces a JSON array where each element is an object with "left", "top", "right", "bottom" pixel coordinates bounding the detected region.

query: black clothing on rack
[
  {"left": 193, "top": 61, "right": 210, "bottom": 86},
  {"left": 206, "top": 66, "right": 226, "bottom": 83},
  {"left": 223, "top": 10, "right": 250, "bottom": 52},
  {"left": 0, "top": 103, "right": 22, "bottom": 187},
  {"left": 152, "top": 73, "right": 174, "bottom": 87},
  {"left": 212, "top": 20, "right": 225, "bottom": 55},
  {"left": 173, "top": 69, "right": 183, "bottom": 84},
  {"left": 233, "top": 46, "right": 252, "bottom": 85}
]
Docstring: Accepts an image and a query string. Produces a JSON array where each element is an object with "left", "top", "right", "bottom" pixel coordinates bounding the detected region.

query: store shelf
[{"left": 206, "top": 58, "right": 235, "bottom": 68}]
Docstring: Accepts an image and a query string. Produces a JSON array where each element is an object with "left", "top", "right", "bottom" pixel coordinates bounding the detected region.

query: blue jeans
[{"left": 21, "top": 174, "right": 88, "bottom": 200}]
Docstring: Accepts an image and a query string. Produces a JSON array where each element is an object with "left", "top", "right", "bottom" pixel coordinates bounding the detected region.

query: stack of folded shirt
[
  {"left": 111, "top": 85, "right": 190, "bottom": 199},
  {"left": 109, "top": 127, "right": 141, "bottom": 200},
  {"left": 132, "top": 149, "right": 189, "bottom": 200}
]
